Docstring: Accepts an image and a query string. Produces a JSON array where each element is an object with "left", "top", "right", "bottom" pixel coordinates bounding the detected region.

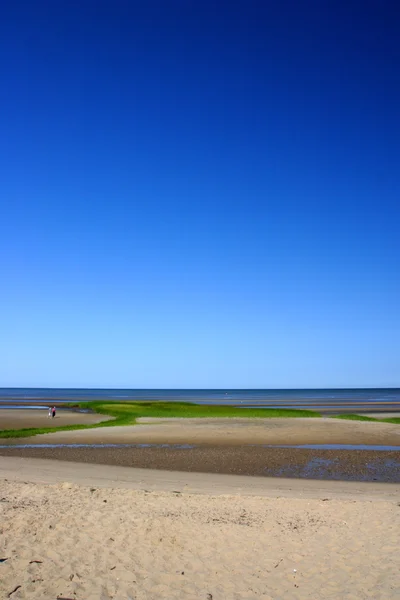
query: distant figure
[
  {"left": 51, "top": 406, "right": 56, "bottom": 419},
  {"left": 48, "top": 407, "right": 52, "bottom": 418}
]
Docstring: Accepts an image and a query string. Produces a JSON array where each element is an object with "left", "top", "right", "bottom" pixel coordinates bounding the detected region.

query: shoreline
[{"left": 1, "top": 398, "right": 400, "bottom": 415}]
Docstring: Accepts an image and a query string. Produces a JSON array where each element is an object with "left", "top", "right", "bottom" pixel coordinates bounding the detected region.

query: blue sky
[{"left": 1, "top": 1, "right": 399, "bottom": 388}]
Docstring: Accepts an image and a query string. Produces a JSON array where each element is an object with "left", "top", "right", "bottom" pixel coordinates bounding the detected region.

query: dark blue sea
[{"left": 0, "top": 388, "right": 399, "bottom": 413}]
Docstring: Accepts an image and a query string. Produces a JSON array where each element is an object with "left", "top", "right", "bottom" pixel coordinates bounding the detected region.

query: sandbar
[
  {"left": 3, "top": 416, "right": 399, "bottom": 446},
  {"left": 0, "top": 408, "right": 113, "bottom": 430}
]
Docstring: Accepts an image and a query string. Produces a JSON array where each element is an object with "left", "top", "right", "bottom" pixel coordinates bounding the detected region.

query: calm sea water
[{"left": 0, "top": 388, "right": 399, "bottom": 411}]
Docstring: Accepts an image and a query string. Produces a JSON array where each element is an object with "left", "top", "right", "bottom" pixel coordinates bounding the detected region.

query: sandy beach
[
  {"left": 0, "top": 408, "right": 112, "bottom": 430},
  {"left": 1, "top": 416, "right": 399, "bottom": 482},
  {"left": 0, "top": 457, "right": 399, "bottom": 600},
  {"left": 1, "top": 414, "right": 399, "bottom": 598},
  {"left": 2, "top": 416, "right": 400, "bottom": 446}
]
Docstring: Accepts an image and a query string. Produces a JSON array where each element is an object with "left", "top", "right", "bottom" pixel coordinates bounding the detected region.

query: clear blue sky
[{"left": 1, "top": 1, "right": 399, "bottom": 388}]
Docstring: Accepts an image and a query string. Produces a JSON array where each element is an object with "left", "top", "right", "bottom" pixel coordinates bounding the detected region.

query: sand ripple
[{"left": 1, "top": 477, "right": 399, "bottom": 599}]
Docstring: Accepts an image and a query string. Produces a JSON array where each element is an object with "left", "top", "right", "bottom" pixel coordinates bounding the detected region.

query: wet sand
[
  {"left": 0, "top": 457, "right": 399, "bottom": 599},
  {"left": 4, "top": 416, "right": 399, "bottom": 446},
  {"left": 0, "top": 408, "right": 113, "bottom": 430},
  {"left": 1, "top": 416, "right": 399, "bottom": 483},
  {"left": 0, "top": 444, "right": 399, "bottom": 482}
]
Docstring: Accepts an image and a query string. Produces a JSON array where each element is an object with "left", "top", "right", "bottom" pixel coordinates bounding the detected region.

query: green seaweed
[
  {"left": 331, "top": 414, "right": 379, "bottom": 422},
  {"left": 0, "top": 401, "right": 320, "bottom": 439}
]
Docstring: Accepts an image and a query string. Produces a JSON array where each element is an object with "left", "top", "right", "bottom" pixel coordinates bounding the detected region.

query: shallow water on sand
[
  {"left": 1, "top": 443, "right": 399, "bottom": 483},
  {"left": 3, "top": 443, "right": 399, "bottom": 451},
  {"left": 261, "top": 443, "right": 400, "bottom": 451},
  {"left": 273, "top": 456, "right": 400, "bottom": 482}
]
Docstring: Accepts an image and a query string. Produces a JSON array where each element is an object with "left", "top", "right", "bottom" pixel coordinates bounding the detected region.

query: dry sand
[
  {"left": 0, "top": 408, "right": 112, "bottom": 430},
  {"left": 0, "top": 457, "right": 399, "bottom": 600},
  {"left": 5, "top": 416, "right": 400, "bottom": 446}
]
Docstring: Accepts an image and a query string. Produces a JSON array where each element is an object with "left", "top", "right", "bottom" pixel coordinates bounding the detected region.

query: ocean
[{"left": 0, "top": 388, "right": 399, "bottom": 413}]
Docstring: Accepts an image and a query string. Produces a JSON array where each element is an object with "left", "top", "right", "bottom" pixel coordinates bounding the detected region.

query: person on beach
[
  {"left": 51, "top": 406, "right": 56, "bottom": 419},
  {"left": 48, "top": 407, "right": 52, "bottom": 418}
]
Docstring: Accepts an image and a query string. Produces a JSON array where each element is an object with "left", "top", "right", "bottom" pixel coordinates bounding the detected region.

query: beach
[
  {"left": 0, "top": 408, "right": 112, "bottom": 430},
  {"left": 1, "top": 416, "right": 400, "bottom": 482},
  {"left": 1, "top": 444, "right": 400, "bottom": 482},
  {"left": 1, "top": 411, "right": 400, "bottom": 598},
  {"left": 2, "top": 415, "right": 400, "bottom": 445},
  {"left": 1, "top": 457, "right": 399, "bottom": 600}
]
